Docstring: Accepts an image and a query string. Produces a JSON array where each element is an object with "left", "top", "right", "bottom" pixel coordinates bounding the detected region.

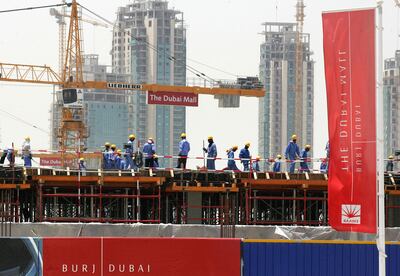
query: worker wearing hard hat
[
  {"left": 203, "top": 136, "right": 217, "bottom": 170},
  {"left": 252, "top": 156, "right": 261, "bottom": 172},
  {"left": 124, "top": 134, "right": 137, "bottom": 170},
  {"left": 300, "top": 145, "right": 311, "bottom": 172},
  {"left": 273, "top": 154, "right": 282, "bottom": 172},
  {"left": 227, "top": 146, "right": 239, "bottom": 171},
  {"left": 79, "top": 157, "right": 87, "bottom": 176},
  {"left": 387, "top": 155, "right": 395, "bottom": 172},
  {"left": 143, "top": 137, "right": 156, "bottom": 168},
  {"left": 103, "top": 142, "right": 112, "bottom": 169},
  {"left": 177, "top": 133, "right": 190, "bottom": 169},
  {"left": 239, "top": 142, "right": 251, "bottom": 171},
  {"left": 114, "top": 149, "right": 124, "bottom": 170},
  {"left": 285, "top": 134, "right": 301, "bottom": 173},
  {"left": 22, "top": 136, "right": 32, "bottom": 167}
]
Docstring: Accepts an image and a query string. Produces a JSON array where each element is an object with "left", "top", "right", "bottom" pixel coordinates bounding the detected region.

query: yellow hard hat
[
  {"left": 25, "top": 136, "right": 31, "bottom": 141},
  {"left": 105, "top": 142, "right": 111, "bottom": 147},
  {"left": 389, "top": 155, "right": 394, "bottom": 160},
  {"left": 129, "top": 134, "right": 135, "bottom": 139},
  {"left": 181, "top": 133, "right": 186, "bottom": 138},
  {"left": 148, "top": 137, "right": 154, "bottom": 141},
  {"left": 117, "top": 149, "right": 122, "bottom": 154},
  {"left": 305, "top": 144, "right": 311, "bottom": 149},
  {"left": 256, "top": 156, "right": 260, "bottom": 160},
  {"left": 232, "top": 145, "right": 238, "bottom": 150},
  {"left": 111, "top": 144, "right": 116, "bottom": 149},
  {"left": 79, "top": 157, "right": 84, "bottom": 161},
  {"left": 291, "top": 134, "right": 297, "bottom": 140},
  {"left": 208, "top": 136, "right": 213, "bottom": 140},
  {"left": 153, "top": 154, "right": 158, "bottom": 158},
  {"left": 277, "top": 154, "right": 282, "bottom": 159},
  {"left": 245, "top": 142, "right": 251, "bottom": 147}
]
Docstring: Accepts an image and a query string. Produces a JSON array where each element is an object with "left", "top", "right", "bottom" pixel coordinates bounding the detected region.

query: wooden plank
[
  {"left": 166, "top": 186, "right": 238, "bottom": 193},
  {"left": 0, "top": 184, "right": 31, "bottom": 189}
]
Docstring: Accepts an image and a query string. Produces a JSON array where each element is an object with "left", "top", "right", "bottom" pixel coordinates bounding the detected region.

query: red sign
[
  {"left": 43, "top": 238, "right": 241, "bottom": 276},
  {"left": 147, "top": 91, "right": 198, "bottom": 107},
  {"left": 40, "top": 157, "right": 75, "bottom": 167},
  {"left": 323, "top": 9, "right": 376, "bottom": 233}
]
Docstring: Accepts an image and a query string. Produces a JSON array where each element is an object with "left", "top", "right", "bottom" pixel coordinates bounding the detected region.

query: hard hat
[
  {"left": 153, "top": 154, "right": 158, "bottom": 158},
  {"left": 245, "top": 142, "right": 251, "bottom": 147},
  {"left": 117, "top": 149, "right": 122, "bottom": 154},
  {"left": 232, "top": 145, "right": 238, "bottom": 150},
  {"left": 148, "top": 137, "right": 154, "bottom": 141},
  {"left": 277, "top": 154, "right": 282, "bottom": 159},
  {"left": 111, "top": 144, "right": 116, "bottom": 149},
  {"left": 25, "top": 136, "right": 31, "bottom": 141},
  {"left": 305, "top": 144, "right": 311, "bottom": 149},
  {"left": 79, "top": 157, "right": 84, "bottom": 161},
  {"left": 389, "top": 155, "right": 394, "bottom": 160},
  {"left": 129, "top": 134, "right": 135, "bottom": 139},
  {"left": 256, "top": 156, "right": 260, "bottom": 160},
  {"left": 181, "top": 133, "right": 186, "bottom": 138},
  {"left": 291, "top": 134, "right": 297, "bottom": 140},
  {"left": 105, "top": 142, "right": 111, "bottom": 147},
  {"left": 208, "top": 136, "right": 213, "bottom": 140}
]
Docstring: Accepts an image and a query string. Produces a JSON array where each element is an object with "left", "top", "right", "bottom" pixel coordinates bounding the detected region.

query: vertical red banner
[{"left": 323, "top": 9, "right": 376, "bottom": 233}]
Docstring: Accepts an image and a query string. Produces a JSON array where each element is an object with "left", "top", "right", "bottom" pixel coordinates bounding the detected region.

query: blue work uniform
[
  {"left": 227, "top": 150, "right": 239, "bottom": 171},
  {"left": 320, "top": 160, "right": 328, "bottom": 173},
  {"left": 325, "top": 142, "right": 330, "bottom": 172},
  {"left": 252, "top": 161, "right": 260, "bottom": 172},
  {"left": 206, "top": 143, "right": 217, "bottom": 170},
  {"left": 300, "top": 149, "right": 310, "bottom": 172},
  {"left": 115, "top": 155, "right": 123, "bottom": 170},
  {"left": 103, "top": 149, "right": 112, "bottom": 169},
  {"left": 143, "top": 142, "right": 156, "bottom": 167},
  {"left": 22, "top": 141, "right": 32, "bottom": 167},
  {"left": 285, "top": 141, "right": 300, "bottom": 173},
  {"left": 125, "top": 140, "right": 137, "bottom": 170},
  {"left": 6, "top": 148, "right": 14, "bottom": 165},
  {"left": 177, "top": 139, "right": 190, "bottom": 169},
  {"left": 239, "top": 148, "right": 251, "bottom": 171},
  {"left": 273, "top": 160, "right": 281, "bottom": 172}
]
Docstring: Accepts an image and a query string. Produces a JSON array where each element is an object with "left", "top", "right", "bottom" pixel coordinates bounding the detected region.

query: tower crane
[
  {"left": 0, "top": 0, "right": 264, "bottom": 163},
  {"left": 295, "top": 0, "right": 305, "bottom": 146}
]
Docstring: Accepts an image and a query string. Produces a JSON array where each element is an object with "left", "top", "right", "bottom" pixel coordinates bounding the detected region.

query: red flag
[{"left": 323, "top": 9, "right": 376, "bottom": 233}]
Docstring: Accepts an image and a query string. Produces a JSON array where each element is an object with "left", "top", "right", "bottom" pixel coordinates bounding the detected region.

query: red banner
[
  {"left": 323, "top": 9, "right": 376, "bottom": 233},
  {"left": 43, "top": 238, "right": 241, "bottom": 276},
  {"left": 147, "top": 91, "right": 198, "bottom": 106}
]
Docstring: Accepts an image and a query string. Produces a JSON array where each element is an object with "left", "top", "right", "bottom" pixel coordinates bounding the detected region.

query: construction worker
[
  {"left": 125, "top": 134, "right": 136, "bottom": 170},
  {"left": 6, "top": 148, "right": 15, "bottom": 167},
  {"left": 203, "top": 136, "right": 217, "bottom": 170},
  {"left": 143, "top": 138, "right": 156, "bottom": 168},
  {"left": 300, "top": 145, "right": 311, "bottom": 172},
  {"left": 239, "top": 142, "right": 251, "bottom": 171},
  {"left": 177, "top": 133, "right": 190, "bottom": 169},
  {"left": 227, "top": 146, "right": 239, "bottom": 171},
  {"left": 252, "top": 156, "right": 261, "bottom": 172},
  {"left": 285, "top": 134, "right": 300, "bottom": 173},
  {"left": 387, "top": 155, "right": 395, "bottom": 172},
  {"left": 110, "top": 144, "right": 117, "bottom": 169},
  {"left": 79, "top": 157, "right": 86, "bottom": 176},
  {"left": 325, "top": 141, "right": 330, "bottom": 172},
  {"left": 273, "top": 155, "right": 282, "bottom": 172},
  {"left": 320, "top": 158, "right": 328, "bottom": 173},
  {"left": 113, "top": 150, "right": 123, "bottom": 170},
  {"left": 103, "top": 142, "right": 112, "bottom": 169},
  {"left": 22, "top": 136, "right": 32, "bottom": 167}
]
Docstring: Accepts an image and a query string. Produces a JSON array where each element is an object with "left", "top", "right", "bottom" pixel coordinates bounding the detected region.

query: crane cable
[
  {"left": 0, "top": 3, "right": 68, "bottom": 14},
  {"left": 0, "top": 107, "right": 49, "bottom": 134}
]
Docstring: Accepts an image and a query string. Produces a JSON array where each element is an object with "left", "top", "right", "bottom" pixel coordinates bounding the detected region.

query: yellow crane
[{"left": 0, "top": 0, "right": 264, "bottom": 160}]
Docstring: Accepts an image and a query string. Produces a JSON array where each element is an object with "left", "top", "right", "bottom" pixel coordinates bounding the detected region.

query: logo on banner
[{"left": 341, "top": 204, "right": 361, "bottom": 224}]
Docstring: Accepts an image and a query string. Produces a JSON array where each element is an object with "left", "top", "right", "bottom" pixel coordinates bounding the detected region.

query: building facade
[
  {"left": 112, "top": 0, "right": 186, "bottom": 166},
  {"left": 384, "top": 50, "right": 400, "bottom": 158},
  {"left": 258, "top": 22, "right": 314, "bottom": 164}
]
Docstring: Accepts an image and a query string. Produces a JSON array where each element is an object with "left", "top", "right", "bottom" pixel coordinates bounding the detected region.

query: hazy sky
[{"left": 0, "top": 0, "right": 398, "bottom": 168}]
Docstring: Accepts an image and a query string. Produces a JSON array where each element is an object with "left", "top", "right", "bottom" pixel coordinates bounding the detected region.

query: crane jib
[{"left": 107, "top": 82, "right": 143, "bottom": 90}]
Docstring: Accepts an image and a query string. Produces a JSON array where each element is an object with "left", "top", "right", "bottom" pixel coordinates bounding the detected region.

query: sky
[{"left": 0, "top": 0, "right": 398, "bottom": 168}]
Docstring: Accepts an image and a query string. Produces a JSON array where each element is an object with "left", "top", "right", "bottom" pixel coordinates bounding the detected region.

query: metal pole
[{"left": 376, "top": 2, "right": 386, "bottom": 275}]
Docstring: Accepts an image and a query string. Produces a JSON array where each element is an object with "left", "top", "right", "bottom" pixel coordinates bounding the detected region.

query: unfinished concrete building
[
  {"left": 112, "top": 0, "right": 186, "bottom": 166},
  {"left": 258, "top": 22, "right": 314, "bottom": 168}
]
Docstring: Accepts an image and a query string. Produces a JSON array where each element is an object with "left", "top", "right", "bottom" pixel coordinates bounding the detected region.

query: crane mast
[{"left": 295, "top": 0, "right": 305, "bottom": 145}]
